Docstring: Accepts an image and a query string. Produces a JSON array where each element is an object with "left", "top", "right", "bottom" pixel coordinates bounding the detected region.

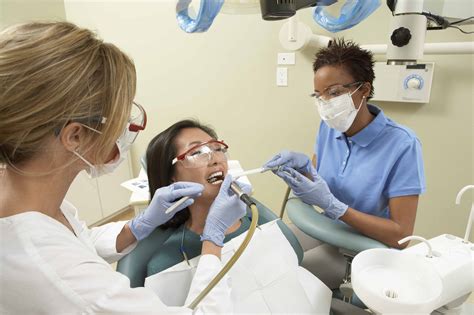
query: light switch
[{"left": 277, "top": 67, "right": 288, "bottom": 86}]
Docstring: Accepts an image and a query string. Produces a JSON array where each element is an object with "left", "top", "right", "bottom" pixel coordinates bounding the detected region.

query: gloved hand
[
  {"left": 129, "top": 182, "right": 204, "bottom": 241},
  {"left": 201, "top": 174, "right": 251, "bottom": 247},
  {"left": 276, "top": 166, "right": 348, "bottom": 220},
  {"left": 263, "top": 150, "right": 312, "bottom": 175}
]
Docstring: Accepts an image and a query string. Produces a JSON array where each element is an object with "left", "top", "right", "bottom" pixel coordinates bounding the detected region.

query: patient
[{"left": 144, "top": 120, "right": 332, "bottom": 313}]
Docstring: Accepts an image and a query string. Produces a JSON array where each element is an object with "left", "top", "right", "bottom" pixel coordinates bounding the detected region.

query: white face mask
[
  {"left": 73, "top": 138, "right": 129, "bottom": 178},
  {"left": 316, "top": 86, "right": 364, "bottom": 133},
  {"left": 72, "top": 124, "right": 133, "bottom": 178}
]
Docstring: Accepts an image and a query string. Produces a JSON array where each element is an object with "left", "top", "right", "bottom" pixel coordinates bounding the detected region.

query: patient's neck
[{"left": 186, "top": 197, "right": 241, "bottom": 235}]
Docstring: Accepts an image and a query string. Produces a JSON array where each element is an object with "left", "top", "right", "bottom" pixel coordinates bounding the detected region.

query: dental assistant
[
  {"left": 266, "top": 39, "right": 425, "bottom": 262},
  {"left": 0, "top": 22, "right": 241, "bottom": 314}
]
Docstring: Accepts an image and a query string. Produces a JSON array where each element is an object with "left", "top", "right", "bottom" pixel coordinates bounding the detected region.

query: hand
[
  {"left": 129, "top": 182, "right": 204, "bottom": 241},
  {"left": 201, "top": 175, "right": 250, "bottom": 247},
  {"left": 263, "top": 150, "right": 312, "bottom": 175},
  {"left": 276, "top": 166, "right": 348, "bottom": 220}
]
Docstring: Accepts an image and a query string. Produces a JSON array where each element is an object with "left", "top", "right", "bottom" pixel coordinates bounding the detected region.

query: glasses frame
[
  {"left": 128, "top": 102, "right": 147, "bottom": 132},
  {"left": 310, "top": 81, "right": 363, "bottom": 100},
  {"left": 172, "top": 139, "right": 229, "bottom": 166}
]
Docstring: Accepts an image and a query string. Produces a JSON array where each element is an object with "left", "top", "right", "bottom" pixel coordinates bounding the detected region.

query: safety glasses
[
  {"left": 172, "top": 140, "right": 229, "bottom": 169},
  {"left": 310, "top": 81, "right": 363, "bottom": 101},
  {"left": 118, "top": 102, "right": 147, "bottom": 146}
]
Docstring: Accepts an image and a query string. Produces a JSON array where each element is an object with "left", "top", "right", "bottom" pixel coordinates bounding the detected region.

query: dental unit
[{"left": 352, "top": 184, "right": 474, "bottom": 315}]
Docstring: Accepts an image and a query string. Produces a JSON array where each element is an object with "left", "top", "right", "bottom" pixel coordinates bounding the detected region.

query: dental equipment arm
[{"left": 188, "top": 179, "right": 259, "bottom": 310}]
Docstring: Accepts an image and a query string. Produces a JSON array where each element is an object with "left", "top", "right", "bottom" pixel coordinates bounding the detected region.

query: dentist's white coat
[{"left": 0, "top": 200, "right": 231, "bottom": 315}]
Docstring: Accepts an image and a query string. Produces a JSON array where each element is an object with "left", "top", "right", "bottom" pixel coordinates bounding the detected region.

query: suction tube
[{"left": 188, "top": 181, "right": 258, "bottom": 309}]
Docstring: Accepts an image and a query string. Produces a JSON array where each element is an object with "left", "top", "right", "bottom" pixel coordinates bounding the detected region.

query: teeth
[
  {"left": 208, "top": 172, "right": 224, "bottom": 178},
  {"left": 207, "top": 171, "right": 224, "bottom": 184}
]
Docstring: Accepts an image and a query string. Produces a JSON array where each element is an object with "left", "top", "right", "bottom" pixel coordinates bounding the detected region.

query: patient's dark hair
[
  {"left": 146, "top": 119, "right": 218, "bottom": 229},
  {"left": 313, "top": 38, "right": 375, "bottom": 98}
]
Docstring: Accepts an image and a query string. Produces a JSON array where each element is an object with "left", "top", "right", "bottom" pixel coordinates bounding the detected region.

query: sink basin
[{"left": 352, "top": 248, "right": 443, "bottom": 314}]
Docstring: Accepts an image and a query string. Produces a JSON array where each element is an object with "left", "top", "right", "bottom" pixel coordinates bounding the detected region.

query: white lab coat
[{"left": 0, "top": 200, "right": 232, "bottom": 315}]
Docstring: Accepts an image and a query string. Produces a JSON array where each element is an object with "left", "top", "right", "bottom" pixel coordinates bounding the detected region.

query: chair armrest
[{"left": 286, "top": 197, "right": 387, "bottom": 255}]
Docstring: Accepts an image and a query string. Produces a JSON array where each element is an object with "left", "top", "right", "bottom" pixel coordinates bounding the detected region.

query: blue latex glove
[
  {"left": 129, "top": 182, "right": 204, "bottom": 241},
  {"left": 276, "top": 166, "right": 349, "bottom": 220},
  {"left": 263, "top": 150, "right": 312, "bottom": 175},
  {"left": 201, "top": 174, "right": 251, "bottom": 247}
]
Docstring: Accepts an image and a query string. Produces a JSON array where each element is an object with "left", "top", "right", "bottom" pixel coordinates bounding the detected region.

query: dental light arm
[{"left": 188, "top": 181, "right": 258, "bottom": 309}]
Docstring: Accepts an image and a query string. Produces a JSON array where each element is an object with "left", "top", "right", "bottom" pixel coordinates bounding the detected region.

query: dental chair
[
  {"left": 282, "top": 189, "right": 387, "bottom": 314},
  {"left": 117, "top": 197, "right": 304, "bottom": 288}
]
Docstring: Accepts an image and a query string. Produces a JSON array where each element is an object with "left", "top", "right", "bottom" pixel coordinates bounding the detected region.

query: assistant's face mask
[{"left": 316, "top": 85, "right": 364, "bottom": 133}]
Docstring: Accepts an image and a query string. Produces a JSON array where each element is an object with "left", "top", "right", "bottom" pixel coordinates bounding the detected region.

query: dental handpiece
[
  {"left": 230, "top": 181, "right": 255, "bottom": 207},
  {"left": 165, "top": 196, "right": 191, "bottom": 214}
]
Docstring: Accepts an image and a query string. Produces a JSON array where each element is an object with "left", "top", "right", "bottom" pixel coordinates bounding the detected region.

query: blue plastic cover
[
  {"left": 313, "top": 0, "right": 380, "bottom": 33},
  {"left": 176, "top": 0, "right": 224, "bottom": 33}
]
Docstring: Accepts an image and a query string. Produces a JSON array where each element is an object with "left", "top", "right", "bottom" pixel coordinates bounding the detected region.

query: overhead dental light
[{"left": 259, "top": 0, "right": 327, "bottom": 21}]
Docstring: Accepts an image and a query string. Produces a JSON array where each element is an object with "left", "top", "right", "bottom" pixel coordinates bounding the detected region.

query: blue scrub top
[{"left": 315, "top": 104, "right": 426, "bottom": 219}]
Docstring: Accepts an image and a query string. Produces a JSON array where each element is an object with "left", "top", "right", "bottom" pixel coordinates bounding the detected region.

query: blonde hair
[{"left": 0, "top": 21, "right": 136, "bottom": 168}]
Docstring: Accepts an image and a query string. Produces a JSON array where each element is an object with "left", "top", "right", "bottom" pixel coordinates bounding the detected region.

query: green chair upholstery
[
  {"left": 286, "top": 197, "right": 387, "bottom": 255},
  {"left": 117, "top": 198, "right": 304, "bottom": 287}
]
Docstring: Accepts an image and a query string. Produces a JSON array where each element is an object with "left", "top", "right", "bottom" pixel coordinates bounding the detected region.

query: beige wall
[
  {"left": 3, "top": 1, "right": 473, "bottom": 241},
  {"left": 0, "top": 0, "right": 65, "bottom": 28}
]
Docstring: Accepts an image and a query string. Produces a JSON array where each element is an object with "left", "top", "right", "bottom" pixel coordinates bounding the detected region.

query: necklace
[{"left": 180, "top": 224, "right": 191, "bottom": 266}]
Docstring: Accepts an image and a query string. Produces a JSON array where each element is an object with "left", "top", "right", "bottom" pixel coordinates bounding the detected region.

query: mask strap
[
  {"left": 350, "top": 84, "right": 367, "bottom": 111},
  {"left": 72, "top": 149, "right": 94, "bottom": 169}
]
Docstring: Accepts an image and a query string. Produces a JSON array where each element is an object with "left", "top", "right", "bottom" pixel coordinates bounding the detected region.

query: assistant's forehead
[
  {"left": 174, "top": 128, "right": 214, "bottom": 153},
  {"left": 313, "top": 65, "right": 354, "bottom": 91}
]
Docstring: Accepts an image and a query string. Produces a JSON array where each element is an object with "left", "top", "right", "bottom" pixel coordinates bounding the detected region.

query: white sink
[{"left": 352, "top": 248, "right": 443, "bottom": 314}]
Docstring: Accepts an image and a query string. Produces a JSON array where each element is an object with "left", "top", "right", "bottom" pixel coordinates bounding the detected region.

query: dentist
[
  {"left": 265, "top": 39, "right": 426, "bottom": 289},
  {"left": 0, "top": 21, "right": 242, "bottom": 314}
]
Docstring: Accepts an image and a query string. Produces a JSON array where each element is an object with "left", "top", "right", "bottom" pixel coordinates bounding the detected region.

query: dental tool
[
  {"left": 232, "top": 167, "right": 277, "bottom": 179},
  {"left": 232, "top": 166, "right": 300, "bottom": 182},
  {"left": 165, "top": 196, "right": 191, "bottom": 214}
]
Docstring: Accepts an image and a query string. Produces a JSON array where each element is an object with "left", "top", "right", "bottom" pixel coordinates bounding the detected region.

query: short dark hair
[
  {"left": 146, "top": 119, "right": 218, "bottom": 229},
  {"left": 313, "top": 38, "right": 375, "bottom": 98}
]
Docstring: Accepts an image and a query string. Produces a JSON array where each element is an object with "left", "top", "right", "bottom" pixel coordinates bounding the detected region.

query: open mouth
[{"left": 207, "top": 171, "right": 224, "bottom": 185}]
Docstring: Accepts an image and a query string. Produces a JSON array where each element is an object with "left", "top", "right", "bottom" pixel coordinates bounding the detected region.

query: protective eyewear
[
  {"left": 172, "top": 140, "right": 229, "bottom": 169},
  {"left": 118, "top": 102, "right": 147, "bottom": 147},
  {"left": 310, "top": 81, "right": 363, "bottom": 101}
]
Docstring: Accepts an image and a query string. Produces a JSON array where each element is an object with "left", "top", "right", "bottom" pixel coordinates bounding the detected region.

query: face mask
[
  {"left": 73, "top": 137, "right": 129, "bottom": 178},
  {"left": 69, "top": 102, "right": 146, "bottom": 178},
  {"left": 316, "top": 86, "right": 364, "bottom": 133}
]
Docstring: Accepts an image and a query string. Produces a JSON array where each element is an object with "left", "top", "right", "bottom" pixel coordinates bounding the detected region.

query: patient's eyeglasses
[
  {"left": 172, "top": 140, "right": 229, "bottom": 169},
  {"left": 310, "top": 82, "right": 363, "bottom": 102}
]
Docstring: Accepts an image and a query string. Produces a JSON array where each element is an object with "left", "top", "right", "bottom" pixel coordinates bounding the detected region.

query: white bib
[{"left": 145, "top": 220, "right": 332, "bottom": 314}]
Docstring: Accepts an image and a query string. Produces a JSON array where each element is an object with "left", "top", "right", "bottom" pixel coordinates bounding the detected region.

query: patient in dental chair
[{"left": 143, "top": 119, "right": 332, "bottom": 313}]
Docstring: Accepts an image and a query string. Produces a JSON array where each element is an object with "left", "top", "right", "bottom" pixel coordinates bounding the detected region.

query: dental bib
[{"left": 145, "top": 220, "right": 332, "bottom": 313}]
